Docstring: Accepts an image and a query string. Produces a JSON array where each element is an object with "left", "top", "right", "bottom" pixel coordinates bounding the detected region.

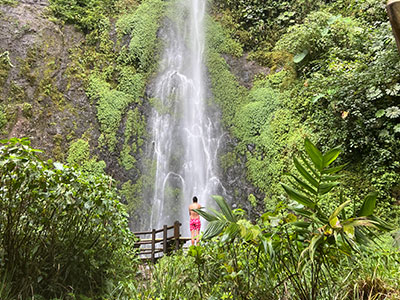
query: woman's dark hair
[{"left": 193, "top": 196, "right": 198, "bottom": 203}]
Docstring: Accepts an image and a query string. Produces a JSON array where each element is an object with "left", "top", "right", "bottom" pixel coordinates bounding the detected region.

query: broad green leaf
[
  {"left": 322, "top": 163, "right": 348, "bottom": 174},
  {"left": 293, "top": 208, "right": 313, "bottom": 218},
  {"left": 213, "top": 195, "right": 236, "bottom": 222},
  {"left": 293, "top": 157, "right": 319, "bottom": 188},
  {"left": 291, "top": 221, "right": 310, "bottom": 228},
  {"left": 343, "top": 224, "right": 354, "bottom": 238},
  {"left": 309, "top": 235, "right": 323, "bottom": 261},
  {"left": 319, "top": 182, "right": 340, "bottom": 195},
  {"left": 300, "top": 153, "right": 319, "bottom": 177},
  {"left": 290, "top": 174, "right": 318, "bottom": 196},
  {"left": 342, "top": 217, "right": 377, "bottom": 228},
  {"left": 375, "top": 109, "right": 385, "bottom": 118},
  {"left": 193, "top": 208, "right": 218, "bottom": 222},
  {"left": 202, "top": 220, "right": 227, "bottom": 240},
  {"left": 209, "top": 207, "right": 226, "bottom": 220},
  {"left": 368, "top": 216, "right": 394, "bottom": 231},
  {"left": 358, "top": 192, "right": 377, "bottom": 217},
  {"left": 281, "top": 183, "right": 316, "bottom": 209},
  {"left": 322, "top": 174, "right": 343, "bottom": 181},
  {"left": 304, "top": 138, "right": 323, "bottom": 171},
  {"left": 223, "top": 222, "right": 240, "bottom": 241},
  {"left": 329, "top": 216, "right": 339, "bottom": 228},
  {"left": 329, "top": 200, "right": 351, "bottom": 221},
  {"left": 322, "top": 146, "right": 341, "bottom": 168},
  {"left": 293, "top": 49, "right": 308, "bottom": 63}
]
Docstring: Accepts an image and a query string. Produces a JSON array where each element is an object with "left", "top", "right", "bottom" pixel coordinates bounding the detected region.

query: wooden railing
[{"left": 133, "top": 221, "right": 190, "bottom": 263}]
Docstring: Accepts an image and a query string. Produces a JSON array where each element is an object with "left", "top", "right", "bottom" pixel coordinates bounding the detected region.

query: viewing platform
[{"left": 133, "top": 221, "right": 191, "bottom": 263}]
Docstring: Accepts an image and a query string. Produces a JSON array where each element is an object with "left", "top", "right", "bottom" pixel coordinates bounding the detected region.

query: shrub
[
  {"left": 116, "top": 0, "right": 165, "bottom": 70},
  {"left": 67, "top": 138, "right": 106, "bottom": 176},
  {"left": 48, "top": 0, "right": 116, "bottom": 32},
  {"left": 0, "top": 138, "right": 137, "bottom": 298}
]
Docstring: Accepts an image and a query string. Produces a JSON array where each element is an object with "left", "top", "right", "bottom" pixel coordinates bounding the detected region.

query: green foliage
[
  {"left": 215, "top": 2, "right": 399, "bottom": 217},
  {"left": 232, "top": 76, "right": 307, "bottom": 202},
  {"left": 87, "top": 75, "right": 135, "bottom": 151},
  {"left": 48, "top": 0, "right": 116, "bottom": 32},
  {"left": 0, "top": 138, "right": 138, "bottom": 298},
  {"left": 116, "top": 0, "right": 165, "bottom": 70},
  {"left": 117, "top": 66, "right": 146, "bottom": 98},
  {"left": 206, "top": 16, "right": 243, "bottom": 58},
  {"left": 120, "top": 108, "right": 145, "bottom": 171},
  {"left": 134, "top": 138, "right": 399, "bottom": 299},
  {"left": 0, "top": 105, "right": 6, "bottom": 130},
  {"left": 205, "top": 18, "right": 247, "bottom": 129},
  {"left": 212, "top": 0, "right": 325, "bottom": 50},
  {"left": 0, "top": 51, "right": 12, "bottom": 92},
  {"left": 67, "top": 138, "right": 106, "bottom": 176},
  {"left": 275, "top": 12, "right": 365, "bottom": 68}
]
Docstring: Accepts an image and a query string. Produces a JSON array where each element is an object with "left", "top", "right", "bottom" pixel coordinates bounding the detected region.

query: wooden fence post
[
  {"left": 174, "top": 221, "right": 180, "bottom": 251},
  {"left": 151, "top": 228, "right": 156, "bottom": 264},
  {"left": 163, "top": 225, "right": 168, "bottom": 254}
]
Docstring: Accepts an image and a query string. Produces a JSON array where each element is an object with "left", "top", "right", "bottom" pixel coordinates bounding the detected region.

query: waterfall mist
[{"left": 147, "top": 0, "right": 227, "bottom": 235}]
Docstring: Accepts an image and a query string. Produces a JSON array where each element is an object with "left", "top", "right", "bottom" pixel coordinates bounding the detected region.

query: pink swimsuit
[{"left": 190, "top": 218, "right": 201, "bottom": 231}]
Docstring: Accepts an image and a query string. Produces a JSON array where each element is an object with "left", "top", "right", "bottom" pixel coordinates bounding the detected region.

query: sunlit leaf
[
  {"left": 319, "top": 182, "right": 340, "bottom": 194},
  {"left": 293, "top": 157, "right": 319, "bottom": 188},
  {"left": 322, "top": 146, "right": 341, "bottom": 168},
  {"left": 193, "top": 208, "right": 218, "bottom": 222},
  {"left": 304, "top": 138, "right": 323, "bottom": 171},
  {"left": 202, "top": 220, "right": 227, "bottom": 240},
  {"left": 213, "top": 195, "right": 236, "bottom": 222},
  {"left": 293, "top": 49, "right": 308, "bottom": 63},
  {"left": 358, "top": 192, "right": 377, "bottom": 217},
  {"left": 281, "top": 183, "right": 316, "bottom": 209}
]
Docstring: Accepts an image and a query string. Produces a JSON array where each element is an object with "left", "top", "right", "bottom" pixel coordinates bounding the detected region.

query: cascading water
[{"left": 148, "top": 0, "right": 227, "bottom": 236}]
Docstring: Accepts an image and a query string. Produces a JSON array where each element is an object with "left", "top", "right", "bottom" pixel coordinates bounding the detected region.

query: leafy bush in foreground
[{"left": 0, "top": 138, "right": 138, "bottom": 299}]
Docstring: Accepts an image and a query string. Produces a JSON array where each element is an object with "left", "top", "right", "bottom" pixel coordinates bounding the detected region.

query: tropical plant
[{"left": 198, "top": 139, "right": 393, "bottom": 300}]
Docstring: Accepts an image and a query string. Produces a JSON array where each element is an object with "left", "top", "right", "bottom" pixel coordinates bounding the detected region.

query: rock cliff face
[
  {"left": 0, "top": 1, "right": 97, "bottom": 160},
  {"left": 0, "top": 0, "right": 265, "bottom": 223}
]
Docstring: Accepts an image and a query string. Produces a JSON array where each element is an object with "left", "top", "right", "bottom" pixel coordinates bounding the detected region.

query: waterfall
[{"left": 147, "top": 0, "right": 226, "bottom": 235}]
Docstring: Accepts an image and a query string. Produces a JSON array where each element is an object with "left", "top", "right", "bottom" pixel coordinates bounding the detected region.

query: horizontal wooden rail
[
  {"left": 134, "top": 221, "right": 189, "bottom": 263},
  {"left": 133, "top": 225, "right": 175, "bottom": 236}
]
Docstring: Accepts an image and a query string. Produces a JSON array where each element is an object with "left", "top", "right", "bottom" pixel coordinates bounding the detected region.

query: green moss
[
  {"left": 48, "top": 0, "right": 115, "bottom": 33},
  {"left": 8, "top": 82, "right": 27, "bottom": 103},
  {"left": 117, "top": 66, "right": 145, "bottom": 100},
  {"left": 206, "top": 16, "right": 243, "bottom": 58},
  {"left": 205, "top": 51, "right": 247, "bottom": 129},
  {"left": 220, "top": 151, "right": 238, "bottom": 172},
  {"left": 18, "top": 47, "right": 40, "bottom": 85},
  {"left": 120, "top": 108, "right": 146, "bottom": 170},
  {"left": 0, "top": 105, "right": 7, "bottom": 130},
  {"left": 0, "top": 51, "right": 12, "bottom": 93},
  {"left": 120, "top": 159, "right": 156, "bottom": 217},
  {"left": 67, "top": 138, "right": 106, "bottom": 176},
  {"left": 116, "top": 0, "right": 165, "bottom": 70},
  {"left": 205, "top": 17, "right": 247, "bottom": 129},
  {"left": 87, "top": 75, "right": 134, "bottom": 151}
]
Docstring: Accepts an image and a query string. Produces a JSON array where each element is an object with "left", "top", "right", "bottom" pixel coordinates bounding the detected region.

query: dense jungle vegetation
[{"left": 0, "top": 0, "right": 400, "bottom": 298}]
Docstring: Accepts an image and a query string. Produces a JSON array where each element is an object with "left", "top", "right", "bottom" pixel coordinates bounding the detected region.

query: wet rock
[
  {"left": 222, "top": 53, "right": 270, "bottom": 88},
  {"left": 0, "top": 2, "right": 96, "bottom": 159}
]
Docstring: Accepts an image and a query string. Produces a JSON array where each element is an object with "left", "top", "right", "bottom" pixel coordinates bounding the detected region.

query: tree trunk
[{"left": 387, "top": 0, "right": 400, "bottom": 53}]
